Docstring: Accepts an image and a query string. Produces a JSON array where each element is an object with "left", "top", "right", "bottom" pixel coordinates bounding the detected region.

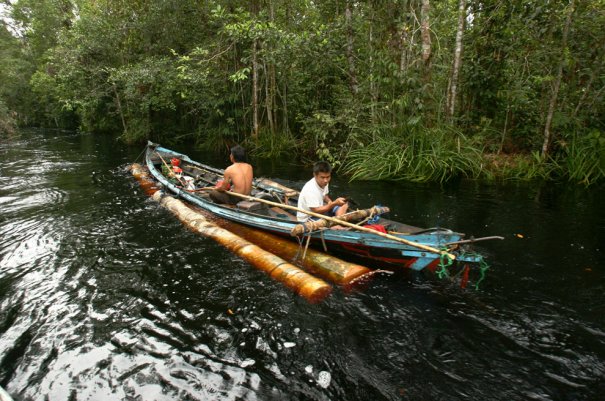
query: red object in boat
[
  {"left": 216, "top": 179, "right": 231, "bottom": 190},
  {"left": 460, "top": 264, "right": 470, "bottom": 288},
  {"left": 171, "top": 158, "right": 181, "bottom": 166},
  {"left": 363, "top": 224, "right": 387, "bottom": 233}
]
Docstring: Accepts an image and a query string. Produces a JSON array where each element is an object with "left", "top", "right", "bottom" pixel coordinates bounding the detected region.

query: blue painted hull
[{"left": 144, "top": 143, "right": 483, "bottom": 270}]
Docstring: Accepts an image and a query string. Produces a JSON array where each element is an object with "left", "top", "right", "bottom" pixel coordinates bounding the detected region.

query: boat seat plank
[{"left": 268, "top": 206, "right": 297, "bottom": 221}]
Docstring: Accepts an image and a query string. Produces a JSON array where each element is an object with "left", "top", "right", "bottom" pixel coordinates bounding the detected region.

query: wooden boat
[{"left": 144, "top": 142, "right": 499, "bottom": 272}]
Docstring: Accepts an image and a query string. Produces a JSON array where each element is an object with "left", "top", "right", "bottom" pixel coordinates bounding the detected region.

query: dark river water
[{"left": 1, "top": 129, "right": 604, "bottom": 401}]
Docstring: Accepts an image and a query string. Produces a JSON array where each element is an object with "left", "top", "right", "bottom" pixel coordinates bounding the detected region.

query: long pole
[{"left": 193, "top": 187, "right": 455, "bottom": 259}]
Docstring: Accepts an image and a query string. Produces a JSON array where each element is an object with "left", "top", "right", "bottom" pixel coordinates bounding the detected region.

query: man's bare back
[
  {"left": 210, "top": 145, "right": 253, "bottom": 205},
  {"left": 223, "top": 162, "right": 253, "bottom": 195}
]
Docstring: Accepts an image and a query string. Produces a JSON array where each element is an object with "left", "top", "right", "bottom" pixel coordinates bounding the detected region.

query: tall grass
[
  {"left": 342, "top": 127, "right": 483, "bottom": 183},
  {"left": 483, "top": 132, "right": 605, "bottom": 185},
  {"left": 248, "top": 129, "right": 298, "bottom": 159},
  {"left": 0, "top": 100, "right": 16, "bottom": 135},
  {"left": 490, "top": 151, "right": 558, "bottom": 182},
  {"left": 562, "top": 130, "right": 605, "bottom": 186}
]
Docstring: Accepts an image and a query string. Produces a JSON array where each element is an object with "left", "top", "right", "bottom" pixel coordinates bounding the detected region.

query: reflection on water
[{"left": 0, "top": 130, "right": 604, "bottom": 400}]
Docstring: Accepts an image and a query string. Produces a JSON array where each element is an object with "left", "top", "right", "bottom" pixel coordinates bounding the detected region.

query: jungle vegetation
[{"left": 1, "top": 0, "right": 604, "bottom": 185}]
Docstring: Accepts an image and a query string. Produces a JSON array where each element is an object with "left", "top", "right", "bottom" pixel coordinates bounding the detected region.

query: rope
[
  {"left": 134, "top": 147, "right": 147, "bottom": 163},
  {"left": 293, "top": 224, "right": 330, "bottom": 261},
  {"left": 320, "top": 229, "right": 327, "bottom": 252},
  {"left": 367, "top": 205, "right": 382, "bottom": 225},
  {"left": 438, "top": 250, "right": 490, "bottom": 290},
  {"left": 355, "top": 207, "right": 375, "bottom": 226},
  {"left": 436, "top": 249, "right": 454, "bottom": 279},
  {"left": 301, "top": 232, "right": 312, "bottom": 261},
  {"left": 270, "top": 191, "right": 284, "bottom": 204},
  {"left": 293, "top": 236, "right": 304, "bottom": 262},
  {"left": 474, "top": 258, "right": 490, "bottom": 290}
]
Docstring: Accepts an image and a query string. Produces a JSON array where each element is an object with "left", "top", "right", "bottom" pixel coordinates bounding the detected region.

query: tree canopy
[{"left": 1, "top": 0, "right": 604, "bottom": 184}]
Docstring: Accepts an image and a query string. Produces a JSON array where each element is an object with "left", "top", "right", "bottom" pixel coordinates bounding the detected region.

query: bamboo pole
[
  {"left": 444, "top": 236, "right": 504, "bottom": 246},
  {"left": 193, "top": 188, "right": 455, "bottom": 259}
]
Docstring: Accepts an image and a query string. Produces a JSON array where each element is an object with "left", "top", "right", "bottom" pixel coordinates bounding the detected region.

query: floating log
[
  {"left": 131, "top": 163, "right": 160, "bottom": 195},
  {"left": 290, "top": 206, "right": 391, "bottom": 236},
  {"left": 202, "top": 214, "right": 372, "bottom": 286},
  {"left": 152, "top": 192, "right": 332, "bottom": 302},
  {"left": 130, "top": 164, "right": 332, "bottom": 303}
]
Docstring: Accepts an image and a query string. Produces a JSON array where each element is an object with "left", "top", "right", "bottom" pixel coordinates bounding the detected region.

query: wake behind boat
[{"left": 143, "top": 142, "right": 501, "bottom": 273}]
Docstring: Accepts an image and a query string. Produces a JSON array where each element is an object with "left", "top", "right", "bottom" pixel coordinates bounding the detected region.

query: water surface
[{"left": 1, "top": 130, "right": 604, "bottom": 400}]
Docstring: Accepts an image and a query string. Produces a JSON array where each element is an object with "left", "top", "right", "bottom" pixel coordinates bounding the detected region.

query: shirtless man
[{"left": 209, "top": 145, "right": 253, "bottom": 205}]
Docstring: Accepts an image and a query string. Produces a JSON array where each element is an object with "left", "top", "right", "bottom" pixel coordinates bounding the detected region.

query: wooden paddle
[{"left": 191, "top": 187, "right": 455, "bottom": 259}]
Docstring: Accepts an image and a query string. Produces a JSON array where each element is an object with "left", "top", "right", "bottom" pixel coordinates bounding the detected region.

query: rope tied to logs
[
  {"left": 297, "top": 227, "right": 329, "bottom": 262},
  {"left": 355, "top": 206, "right": 375, "bottom": 226}
]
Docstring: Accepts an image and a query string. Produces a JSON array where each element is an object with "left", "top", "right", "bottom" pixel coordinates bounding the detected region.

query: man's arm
[
  {"left": 216, "top": 167, "right": 233, "bottom": 191},
  {"left": 310, "top": 197, "right": 347, "bottom": 215}
]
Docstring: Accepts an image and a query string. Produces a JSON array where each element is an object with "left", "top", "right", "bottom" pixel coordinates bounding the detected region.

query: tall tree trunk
[
  {"left": 369, "top": 8, "right": 376, "bottom": 129},
  {"left": 420, "top": 0, "right": 431, "bottom": 70},
  {"left": 264, "top": 61, "right": 275, "bottom": 135},
  {"left": 400, "top": 2, "right": 416, "bottom": 74},
  {"left": 400, "top": 24, "right": 409, "bottom": 73},
  {"left": 266, "top": 0, "right": 276, "bottom": 135},
  {"left": 252, "top": 38, "right": 259, "bottom": 139},
  {"left": 250, "top": 0, "right": 260, "bottom": 139},
  {"left": 345, "top": 0, "right": 359, "bottom": 95},
  {"left": 271, "top": 63, "right": 277, "bottom": 132},
  {"left": 542, "top": 0, "right": 575, "bottom": 156},
  {"left": 572, "top": 72, "right": 594, "bottom": 119},
  {"left": 280, "top": 79, "right": 289, "bottom": 134},
  {"left": 112, "top": 82, "right": 128, "bottom": 135},
  {"left": 447, "top": 0, "right": 466, "bottom": 120},
  {"left": 281, "top": 1, "right": 291, "bottom": 135}
]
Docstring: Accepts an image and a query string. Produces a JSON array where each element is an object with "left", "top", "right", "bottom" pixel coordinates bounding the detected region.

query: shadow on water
[{"left": 0, "top": 129, "right": 604, "bottom": 400}]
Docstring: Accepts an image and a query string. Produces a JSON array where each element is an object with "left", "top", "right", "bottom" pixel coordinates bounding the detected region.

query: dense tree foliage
[{"left": 1, "top": 0, "right": 603, "bottom": 184}]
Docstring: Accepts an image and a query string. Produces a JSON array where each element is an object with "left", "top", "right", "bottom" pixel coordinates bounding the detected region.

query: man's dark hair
[
  {"left": 230, "top": 145, "right": 247, "bottom": 163},
  {"left": 313, "top": 161, "right": 332, "bottom": 175}
]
